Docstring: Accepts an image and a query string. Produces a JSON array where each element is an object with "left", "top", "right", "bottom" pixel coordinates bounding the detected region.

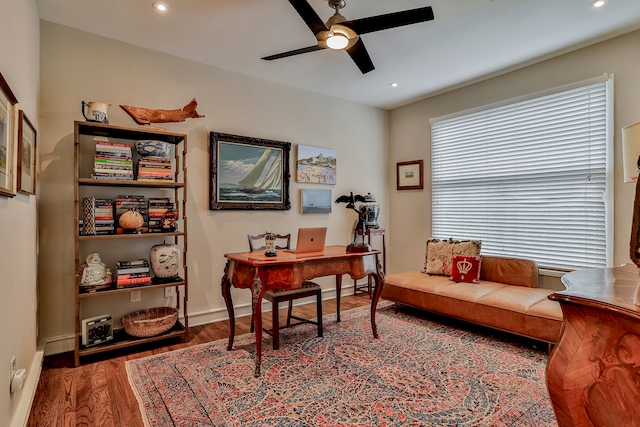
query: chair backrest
[{"left": 247, "top": 233, "right": 291, "bottom": 252}]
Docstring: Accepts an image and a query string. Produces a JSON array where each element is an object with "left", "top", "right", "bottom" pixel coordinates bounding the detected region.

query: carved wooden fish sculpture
[{"left": 119, "top": 98, "right": 205, "bottom": 125}]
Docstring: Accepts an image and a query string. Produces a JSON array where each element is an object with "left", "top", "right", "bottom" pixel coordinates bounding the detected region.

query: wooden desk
[
  {"left": 221, "top": 245, "right": 385, "bottom": 376},
  {"left": 546, "top": 264, "right": 640, "bottom": 427}
]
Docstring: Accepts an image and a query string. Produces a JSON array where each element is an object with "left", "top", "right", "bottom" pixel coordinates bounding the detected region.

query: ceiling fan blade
[
  {"left": 346, "top": 39, "right": 374, "bottom": 74},
  {"left": 262, "top": 45, "right": 325, "bottom": 61},
  {"left": 288, "top": 0, "right": 328, "bottom": 35},
  {"left": 342, "top": 6, "right": 434, "bottom": 35}
]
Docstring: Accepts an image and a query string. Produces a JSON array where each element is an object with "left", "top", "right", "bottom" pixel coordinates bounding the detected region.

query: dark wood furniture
[
  {"left": 546, "top": 264, "right": 640, "bottom": 427},
  {"left": 73, "top": 122, "right": 189, "bottom": 366},
  {"left": 247, "top": 233, "right": 323, "bottom": 349},
  {"left": 221, "top": 245, "right": 384, "bottom": 376},
  {"left": 353, "top": 228, "right": 386, "bottom": 297},
  {"left": 247, "top": 233, "right": 291, "bottom": 252}
]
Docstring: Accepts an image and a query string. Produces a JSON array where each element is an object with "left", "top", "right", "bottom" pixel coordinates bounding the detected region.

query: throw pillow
[
  {"left": 450, "top": 254, "right": 482, "bottom": 284},
  {"left": 423, "top": 238, "right": 453, "bottom": 276},
  {"left": 452, "top": 239, "right": 482, "bottom": 256}
]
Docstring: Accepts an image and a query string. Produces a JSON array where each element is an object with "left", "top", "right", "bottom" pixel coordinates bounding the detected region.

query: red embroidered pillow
[{"left": 450, "top": 254, "right": 482, "bottom": 284}]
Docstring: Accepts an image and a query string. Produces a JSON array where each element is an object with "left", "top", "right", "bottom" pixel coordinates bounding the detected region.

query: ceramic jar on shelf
[{"left": 150, "top": 242, "right": 180, "bottom": 282}]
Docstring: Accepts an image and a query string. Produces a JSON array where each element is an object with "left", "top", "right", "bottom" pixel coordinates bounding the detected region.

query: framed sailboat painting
[{"left": 209, "top": 132, "right": 291, "bottom": 210}]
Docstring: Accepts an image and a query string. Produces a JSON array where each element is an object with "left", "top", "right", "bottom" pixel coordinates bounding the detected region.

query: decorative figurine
[
  {"left": 120, "top": 98, "right": 205, "bottom": 125},
  {"left": 335, "top": 191, "right": 372, "bottom": 253},
  {"left": 160, "top": 208, "right": 177, "bottom": 232},
  {"left": 79, "top": 252, "right": 113, "bottom": 290},
  {"left": 119, "top": 208, "right": 144, "bottom": 233},
  {"left": 265, "top": 232, "right": 277, "bottom": 257}
]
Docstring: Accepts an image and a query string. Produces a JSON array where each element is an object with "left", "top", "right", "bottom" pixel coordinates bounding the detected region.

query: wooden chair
[
  {"left": 247, "top": 233, "right": 323, "bottom": 350},
  {"left": 247, "top": 233, "right": 291, "bottom": 252}
]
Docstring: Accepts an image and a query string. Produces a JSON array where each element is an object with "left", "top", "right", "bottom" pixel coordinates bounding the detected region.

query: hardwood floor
[{"left": 26, "top": 294, "right": 372, "bottom": 427}]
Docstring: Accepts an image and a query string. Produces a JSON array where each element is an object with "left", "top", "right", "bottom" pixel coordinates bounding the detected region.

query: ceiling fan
[{"left": 262, "top": 0, "right": 435, "bottom": 74}]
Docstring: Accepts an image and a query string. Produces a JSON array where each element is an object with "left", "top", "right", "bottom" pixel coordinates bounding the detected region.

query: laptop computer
[{"left": 286, "top": 227, "right": 327, "bottom": 253}]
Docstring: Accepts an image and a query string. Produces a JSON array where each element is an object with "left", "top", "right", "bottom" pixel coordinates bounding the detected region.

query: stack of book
[
  {"left": 148, "top": 198, "right": 176, "bottom": 233},
  {"left": 114, "top": 195, "right": 148, "bottom": 234},
  {"left": 136, "top": 156, "right": 173, "bottom": 181},
  {"left": 81, "top": 197, "right": 114, "bottom": 235},
  {"left": 92, "top": 141, "right": 134, "bottom": 181},
  {"left": 115, "top": 259, "right": 151, "bottom": 288}
]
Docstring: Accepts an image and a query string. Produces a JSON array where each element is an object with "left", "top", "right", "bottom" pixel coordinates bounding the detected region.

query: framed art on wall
[
  {"left": 17, "top": 110, "right": 36, "bottom": 195},
  {"left": 301, "top": 189, "right": 332, "bottom": 214},
  {"left": 0, "top": 72, "right": 18, "bottom": 198},
  {"left": 296, "top": 144, "right": 336, "bottom": 184},
  {"left": 397, "top": 159, "right": 424, "bottom": 190},
  {"left": 209, "top": 132, "right": 291, "bottom": 210}
]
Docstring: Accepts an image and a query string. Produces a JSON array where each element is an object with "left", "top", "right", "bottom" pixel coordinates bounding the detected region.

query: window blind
[{"left": 430, "top": 78, "right": 611, "bottom": 271}]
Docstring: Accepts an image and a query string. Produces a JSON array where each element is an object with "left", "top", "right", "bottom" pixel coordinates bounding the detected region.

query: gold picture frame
[
  {"left": 0, "top": 72, "right": 18, "bottom": 198},
  {"left": 397, "top": 160, "right": 424, "bottom": 190},
  {"left": 17, "top": 110, "right": 36, "bottom": 195}
]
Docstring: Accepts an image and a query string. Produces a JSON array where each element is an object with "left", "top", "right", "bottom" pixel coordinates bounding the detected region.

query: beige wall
[
  {"left": 38, "top": 21, "right": 389, "bottom": 355},
  {"left": 388, "top": 30, "right": 640, "bottom": 290},
  {"left": 0, "top": 1, "right": 41, "bottom": 426}
]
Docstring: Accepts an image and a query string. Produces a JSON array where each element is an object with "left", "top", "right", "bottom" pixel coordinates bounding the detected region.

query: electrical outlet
[
  {"left": 130, "top": 291, "right": 141, "bottom": 302},
  {"left": 164, "top": 287, "right": 175, "bottom": 298},
  {"left": 10, "top": 357, "right": 16, "bottom": 377}
]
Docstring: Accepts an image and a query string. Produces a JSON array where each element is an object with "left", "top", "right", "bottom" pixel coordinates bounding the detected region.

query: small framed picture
[
  {"left": 0, "top": 72, "right": 19, "bottom": 198},
  {"left": 397, "top": 160, "right": 424, "bottom": 190},
  {"left": 17, "top": 111, "right": 36, "bottom": 195},
  {"left": 301, "top": 189, "right": 332, "bottom": 214}
]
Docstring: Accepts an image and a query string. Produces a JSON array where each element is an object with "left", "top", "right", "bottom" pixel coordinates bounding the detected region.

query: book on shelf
[
  {"left": 116, "top": 276, "right": 152, "bottom": 288},
  {"left": 116, "top": 272, "right": 151, "bottom": 279},
  {"left": 94, "top": 141, "right": 133, "bottom": 179},
  {"left": 115, "top": 195, "right": 148, "bottom": 233},
  {"left": 95, "top": 141, "right": 132, "bottom": 152},
  {"left": 147, "top": 198, "right": 176, "bottom": 232},
  {"left": 116, "top": 266, "right": 150, "bottom": 275},
  {"left": 137, "top": 156, "right": 173, "bottom": 181},
  {"left": 116, "top": 258, "right": 149, "bottom": 267},
  {"left": 91, "top": 174, "right": 135, "bottom": 181},
  {"left": 81, "top": 197, "right": 114, "bottom": 235}
]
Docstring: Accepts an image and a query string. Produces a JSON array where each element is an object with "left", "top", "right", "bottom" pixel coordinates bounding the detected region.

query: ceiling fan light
[{"left": 326, "top": 34, "right": 349, "bottom": 50}]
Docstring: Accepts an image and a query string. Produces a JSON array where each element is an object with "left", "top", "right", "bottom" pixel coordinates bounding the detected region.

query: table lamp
[{"left": 622, "top": 121, "right": 640, "bottom": 305}]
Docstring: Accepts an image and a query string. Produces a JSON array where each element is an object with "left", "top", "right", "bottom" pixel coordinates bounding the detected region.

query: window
[{"left": 430, "top": 76, "right": 612, "bottom": 271}]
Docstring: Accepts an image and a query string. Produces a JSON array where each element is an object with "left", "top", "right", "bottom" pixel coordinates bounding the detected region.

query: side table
[{"left": 353, "top": 228, "right": 386, "bottom": 297}]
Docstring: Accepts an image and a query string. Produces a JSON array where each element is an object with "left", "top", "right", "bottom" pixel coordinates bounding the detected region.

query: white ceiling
[{"left": 35, "top": 0, "right": 640, "bottom": 110}]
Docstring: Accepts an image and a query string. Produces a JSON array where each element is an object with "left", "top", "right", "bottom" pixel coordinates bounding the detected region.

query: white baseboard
[{"left": 10, "top": 345, "right": 44, "bottom": 427}]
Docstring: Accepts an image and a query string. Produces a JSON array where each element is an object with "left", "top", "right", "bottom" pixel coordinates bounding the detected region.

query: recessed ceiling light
[
  {"left": 390, "top": 82, "right": 398, "bottom": 88},
  {"left": 592, "top": 0, "right": 606, "bottom": 8},
  {"left": 152, "top": 2, "right": 169, "bottom": 12}
]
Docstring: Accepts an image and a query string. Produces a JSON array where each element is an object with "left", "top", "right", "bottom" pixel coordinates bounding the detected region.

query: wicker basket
[{"left": 121, "top": 307, "right": 178, "bottom": 338}]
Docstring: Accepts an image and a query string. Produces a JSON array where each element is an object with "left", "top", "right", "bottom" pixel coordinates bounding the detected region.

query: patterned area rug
[{"left": 126, "top": 302, "right": 557, "bottom": 426}]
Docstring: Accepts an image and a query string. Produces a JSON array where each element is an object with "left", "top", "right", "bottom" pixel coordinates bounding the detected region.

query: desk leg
[
  {"left": 221, "top": 261, "right": 235, "bottom": 351},
  {"left": 251, "top": 270, "right": 264, "bottom": 377},
  {"left": 335, "top": 274, "right": 342, "bottom": 323},
  {"left": 370, "top": 256, "right": 386, "bottom": 339}
]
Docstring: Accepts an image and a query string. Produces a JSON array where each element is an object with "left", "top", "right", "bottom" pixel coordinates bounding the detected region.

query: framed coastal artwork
[
  {"left": 17, "top": 111, "right": 37, "bottom": 195},
  {"left": 296, "top": 144, "right": 336, "bottom": 184},
  {"left": 209, "top": 132, "right": 291, "bottom": 210},
  {"left": 301, "top": 189, "right": 332, "bottom": 214},
  {"left": 0, "top": 72, "right": 18, "bottom": 198}
]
